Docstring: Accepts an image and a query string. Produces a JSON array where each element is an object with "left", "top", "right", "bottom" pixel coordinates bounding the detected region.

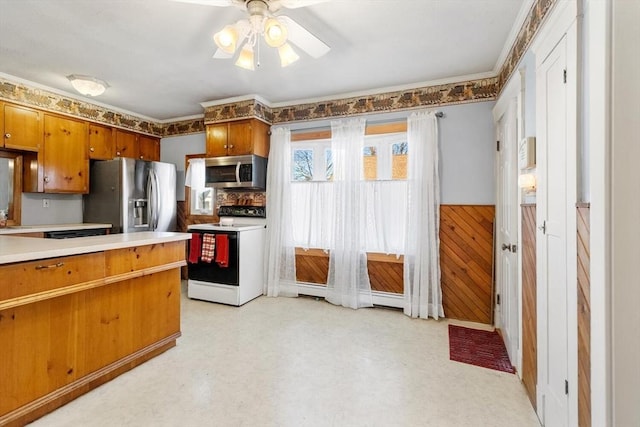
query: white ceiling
[{"left": 0, "top": 0, "right": 526, "bottom": 121}]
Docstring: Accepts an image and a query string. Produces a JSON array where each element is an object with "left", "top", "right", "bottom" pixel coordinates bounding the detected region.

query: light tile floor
[{"left": 30, "top": 282, "right": 541, "bottom": 427}]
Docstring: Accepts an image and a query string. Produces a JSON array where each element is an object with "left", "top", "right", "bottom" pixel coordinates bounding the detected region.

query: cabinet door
[
  {"left": 43, "top": 115, "right": 89, "bottom": 193},
  {"left": 227, "top": 121, "right": 253, "bottom": 156},
  {"left": 205, "top": 124, "right": 228, "bottom": 157},
  {"left": 138, "top": 135, "right": 160, "bottom": 161},
  {"left": 115, "top": 129, "right": 139, "bottom": 158},
  {"left": 3, "top": 103, "right": 42, "bottom": 151},
  {"left": 88, "top": 123, "right": 115, "bottom": 160}
]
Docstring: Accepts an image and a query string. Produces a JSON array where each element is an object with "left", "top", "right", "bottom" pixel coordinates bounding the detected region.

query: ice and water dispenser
[{"left": 132, "top": 198, "right": 148, "bottom": 227}]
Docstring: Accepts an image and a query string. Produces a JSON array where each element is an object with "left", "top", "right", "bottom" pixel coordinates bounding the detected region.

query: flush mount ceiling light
[
  {"left": 67, "top": 74, "right": 109, "bottom": 97},
  {"left": 173, "top": 0, "right": 330, "bottom": 70}
]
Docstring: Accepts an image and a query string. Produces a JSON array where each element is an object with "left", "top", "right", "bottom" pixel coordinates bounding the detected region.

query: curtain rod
[{"left": 288, "top": 110, "right": 444, "bottom": 134}]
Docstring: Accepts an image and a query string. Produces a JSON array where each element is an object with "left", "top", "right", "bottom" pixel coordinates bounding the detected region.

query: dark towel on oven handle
[
  {"left": 188, "top": 233, "right": 201, "bottom": 264},
  {"left": 215, "top": 234, "right": 229, "bottom": 268}
]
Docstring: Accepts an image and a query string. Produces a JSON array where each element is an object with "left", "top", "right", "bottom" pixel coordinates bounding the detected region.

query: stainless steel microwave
[{"left": 205, "top": 154, "right": 267, "bottom": 190}]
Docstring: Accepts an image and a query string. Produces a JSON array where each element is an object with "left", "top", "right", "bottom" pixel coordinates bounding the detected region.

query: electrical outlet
[{"left": 43, "top": 199, "right": 50, "bottom": 208}]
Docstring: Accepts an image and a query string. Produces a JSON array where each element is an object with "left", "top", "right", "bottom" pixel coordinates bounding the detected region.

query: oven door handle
[
  {"left": 235, "top": 162, "right": 241, "bottom": 184},
  {"left": 200, "top": 232, "right": 238, "bottom": 240}
]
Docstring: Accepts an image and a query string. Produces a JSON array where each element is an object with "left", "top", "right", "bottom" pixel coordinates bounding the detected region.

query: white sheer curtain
[
  {"left": 403, "top": 111, "right": 444, "bottom": 319},
  {"left": 264, "top": 126, "right": 298, "bottom": 297},
  {"left": 326, "top": 118, "right": 373, "bottom": 309}
]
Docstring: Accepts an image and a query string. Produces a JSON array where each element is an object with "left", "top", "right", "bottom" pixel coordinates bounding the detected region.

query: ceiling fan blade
[
  {"left": 279, "top": 15, "right": 330, "bottom": 58},
  {"left": 213, "top": 49, "right": 234, "bottom": 59},
  {"left": 274, "top": 0, "right": 330, "bottom": 9},
  {"left": 170, "top": 0, "right": 244, "bottom": 8}
]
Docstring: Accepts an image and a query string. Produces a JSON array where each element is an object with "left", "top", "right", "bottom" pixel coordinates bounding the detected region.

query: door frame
[{"left": 531, "top": 1, "right": 579, "bottom": 425}]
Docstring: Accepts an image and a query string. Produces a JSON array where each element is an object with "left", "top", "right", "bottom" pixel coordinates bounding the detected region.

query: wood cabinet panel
[
  {"left": 205, "top": 123, "right": 228, "bottom": 157},
  {"left": 2, "top": 103, "right": 42, "bottom": 151},
  {"left": 131, "top": 270, "right": 180, "bottom": 349},
  {"left": 81, "top": 281, "right": 133, "bottom": 375},
  {"left": 0, "top": 252, "right": 105, "bottom": 302},
  {"left": 88, "top": 123, "right": 115, "bottom": 160},
  {"left": 0, "top": 295, "right": 81, "bottom": 415},
  {"left": 115, "top": 129, "right": 138, "bottom": 159},
  {"left": 138, "top": 135, "right": 160, "bottom": 161},
  {"left": 205, "top": 119, "right": 269, "bottom": 157},
  {"left": 105, "top": 241, "right": 185, "bottom": 276},
  {"left": 43, "top": 115, "right": 89, "bottom": 193}
]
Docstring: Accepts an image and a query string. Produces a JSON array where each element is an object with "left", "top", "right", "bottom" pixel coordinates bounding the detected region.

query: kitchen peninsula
[{"left": 0, "top": 232, "right": 190, "bottom": 427}]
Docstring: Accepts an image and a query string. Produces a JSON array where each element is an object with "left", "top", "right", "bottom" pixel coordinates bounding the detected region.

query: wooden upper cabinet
[
  {"left": 138, "top": 135, "right": 160, "bottom": 161},
  {"left": 2, "top": 102, "right": 42, "bottom": 151},
  {"left": 43, "top": 114, "right": 89, "bottom": 193},
  {"left": 115, "top": 129, "right": 139, "bottom": 159},
  {"left": 88, "top": 123, "right": 115, "bottom": 160},
  {"left": 205, "top": 118, "right": 270, "bottom": 157}
]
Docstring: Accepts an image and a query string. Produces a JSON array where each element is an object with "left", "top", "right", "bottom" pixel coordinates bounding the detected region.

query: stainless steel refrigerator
[{"left": 83, "top": 158, "right": 177, "bottom": 233}]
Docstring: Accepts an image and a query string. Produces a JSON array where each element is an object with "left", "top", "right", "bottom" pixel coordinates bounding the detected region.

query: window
[
  {"left": 291, "top": 140, "right": 333, "bottom": 182},
  {"left": 190, "top": 188, "right": 214, "bottom": 215},
  {"left": 290, "top": 132, "right": 408, "bottom": 254}
]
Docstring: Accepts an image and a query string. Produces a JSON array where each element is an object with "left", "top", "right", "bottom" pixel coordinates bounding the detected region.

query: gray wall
[
  {"left": 160, "top": 133, "right": 206, "bottom": 201},
  {"left": 21, "top": 193, "right": 83, "bottom": 225},
  {"left": 438, "top": 101, "right": 496, "bottom": 204}
]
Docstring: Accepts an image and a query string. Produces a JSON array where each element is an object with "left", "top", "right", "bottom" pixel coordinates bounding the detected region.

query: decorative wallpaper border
[
  {"left": 203, "top": 98, "right": 273, "bottom": 125},
  {"left": 202, "top": 77, "right": 498, "bottom": 126},
  {"left": 0, "top": 78, "right": 164, "bottom": 136},
  {"left": 164, "top": 118, "right": 206, "bottom": 136},
  {"left": 497, "top": 0, "right": 558, "bottom": 92},
  {"left": 271, "top": 78, "right": 497, "bottom": 123},
  {"left": 0, "top": 0, "right": 557, "bottom": 137}
]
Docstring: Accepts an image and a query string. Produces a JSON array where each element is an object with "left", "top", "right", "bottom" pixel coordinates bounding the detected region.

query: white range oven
[{"left": 187, "top": 205, "right": 266, "bottom": 306}]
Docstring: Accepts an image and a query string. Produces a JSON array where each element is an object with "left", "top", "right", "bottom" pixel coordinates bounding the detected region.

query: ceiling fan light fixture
[
  {"left": 278, "top": 42, "right": 299, "bottom": 67},
  {"left": 67, "top": 74, "right": 109, "bottom": 97},
  {"left": 214, "top": 25, "right": 239, "bottom": 54},
  {"left": 264, "top": 18, "right": 288, "bottom": 48},
  {"left": 235, "top": 44, "right": 255, "bottom": 70}
]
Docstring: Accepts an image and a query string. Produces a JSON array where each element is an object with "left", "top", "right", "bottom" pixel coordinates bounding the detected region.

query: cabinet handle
[
  {"left": 223, "top": 145, "right": 227, "bottom": 149},
  {"left": 44, "top": 176, "right": 50, "bottom": 183},
  {"left": 4, "top": 133, "right": 10, "bottom": 139},
  {"left": 90, "top": 147, "right": 95, "bottom": 152},
  {"left": 140, "top": 156, "right": 144, "bottom": 159},
  {"left": 116, "top": 151, "right": 121, "bottom": 156},
  {"left": 229, "top": 145, "right": 234, "bottom": 149},
  {"left": 35, "top": 262, "right": 64, "bottom": 270}
]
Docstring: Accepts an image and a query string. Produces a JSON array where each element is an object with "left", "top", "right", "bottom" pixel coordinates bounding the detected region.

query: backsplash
[
  {"left": 216, "top": 191, "right": 266, "bottom": 208},
  {"left": 21, "top": 193, "right": 83, "bottom": 225}
]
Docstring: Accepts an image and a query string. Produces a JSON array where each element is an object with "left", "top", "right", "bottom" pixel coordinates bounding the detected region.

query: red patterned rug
[{"left": 448, "top": 324, "right": 515, "bottom": 374}]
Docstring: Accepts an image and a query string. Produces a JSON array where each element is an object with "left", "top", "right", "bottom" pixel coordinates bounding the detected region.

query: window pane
[
  {"left": 392, "top": 142, "right": 408, "bottom": 180},
  {"left": 292, "top": 149, "right": 313, "bottom": 181},
  {"left": 363, "top": 146, "right": 377, "bottom": 180},
  {"left": 325, "top": 149, "right": 334, "bottom": 181}
]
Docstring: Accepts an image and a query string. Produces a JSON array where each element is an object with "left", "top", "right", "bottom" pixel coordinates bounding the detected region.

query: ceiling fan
[{"left": 173, "top": 0, "right": 331, "bottom": 70}]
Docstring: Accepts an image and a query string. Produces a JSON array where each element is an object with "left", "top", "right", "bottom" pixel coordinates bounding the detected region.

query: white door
[
  {"left": 537, "top": 35, "right": 569, "bottom": 427},
  {"left": 496, "top": 99, "right": 520, "bottom": 366}
]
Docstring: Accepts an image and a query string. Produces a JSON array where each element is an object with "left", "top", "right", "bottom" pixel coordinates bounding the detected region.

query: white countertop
[
  {"left": 187, "top": 223, "right": 266, "bottom": 232},
  {"left": 0, "top": 232, "right": 191, "bottom": 265},
  {"left": 0, "top": 223, "right": 112, "bottom": 235}
]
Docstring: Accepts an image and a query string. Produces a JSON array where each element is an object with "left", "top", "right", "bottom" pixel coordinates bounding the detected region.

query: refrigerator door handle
[
  {"left": 235, "top": 161, "right": 241, "bottom": 184},
  {"left": 146, "top": 171, "right": 153, "bottom": 230},
  {"left": 149, "top": 169, "right": 160, "bottom": 230}
]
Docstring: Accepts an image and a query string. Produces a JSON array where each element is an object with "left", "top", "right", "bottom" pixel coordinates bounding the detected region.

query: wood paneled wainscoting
[
  {"left": 521, "top": 204, "right": 537, "bottom": 409},
  {"left": 295, "top": 205, "right": 495, "bottom": 323},
  {"left": 577, "top": 204, "right": 591, "bottom": 427}
]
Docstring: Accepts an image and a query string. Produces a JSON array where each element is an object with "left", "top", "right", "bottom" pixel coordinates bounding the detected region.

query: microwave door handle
[{"left": 235, "top": 161, "right": 241, "bottom": 184}]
